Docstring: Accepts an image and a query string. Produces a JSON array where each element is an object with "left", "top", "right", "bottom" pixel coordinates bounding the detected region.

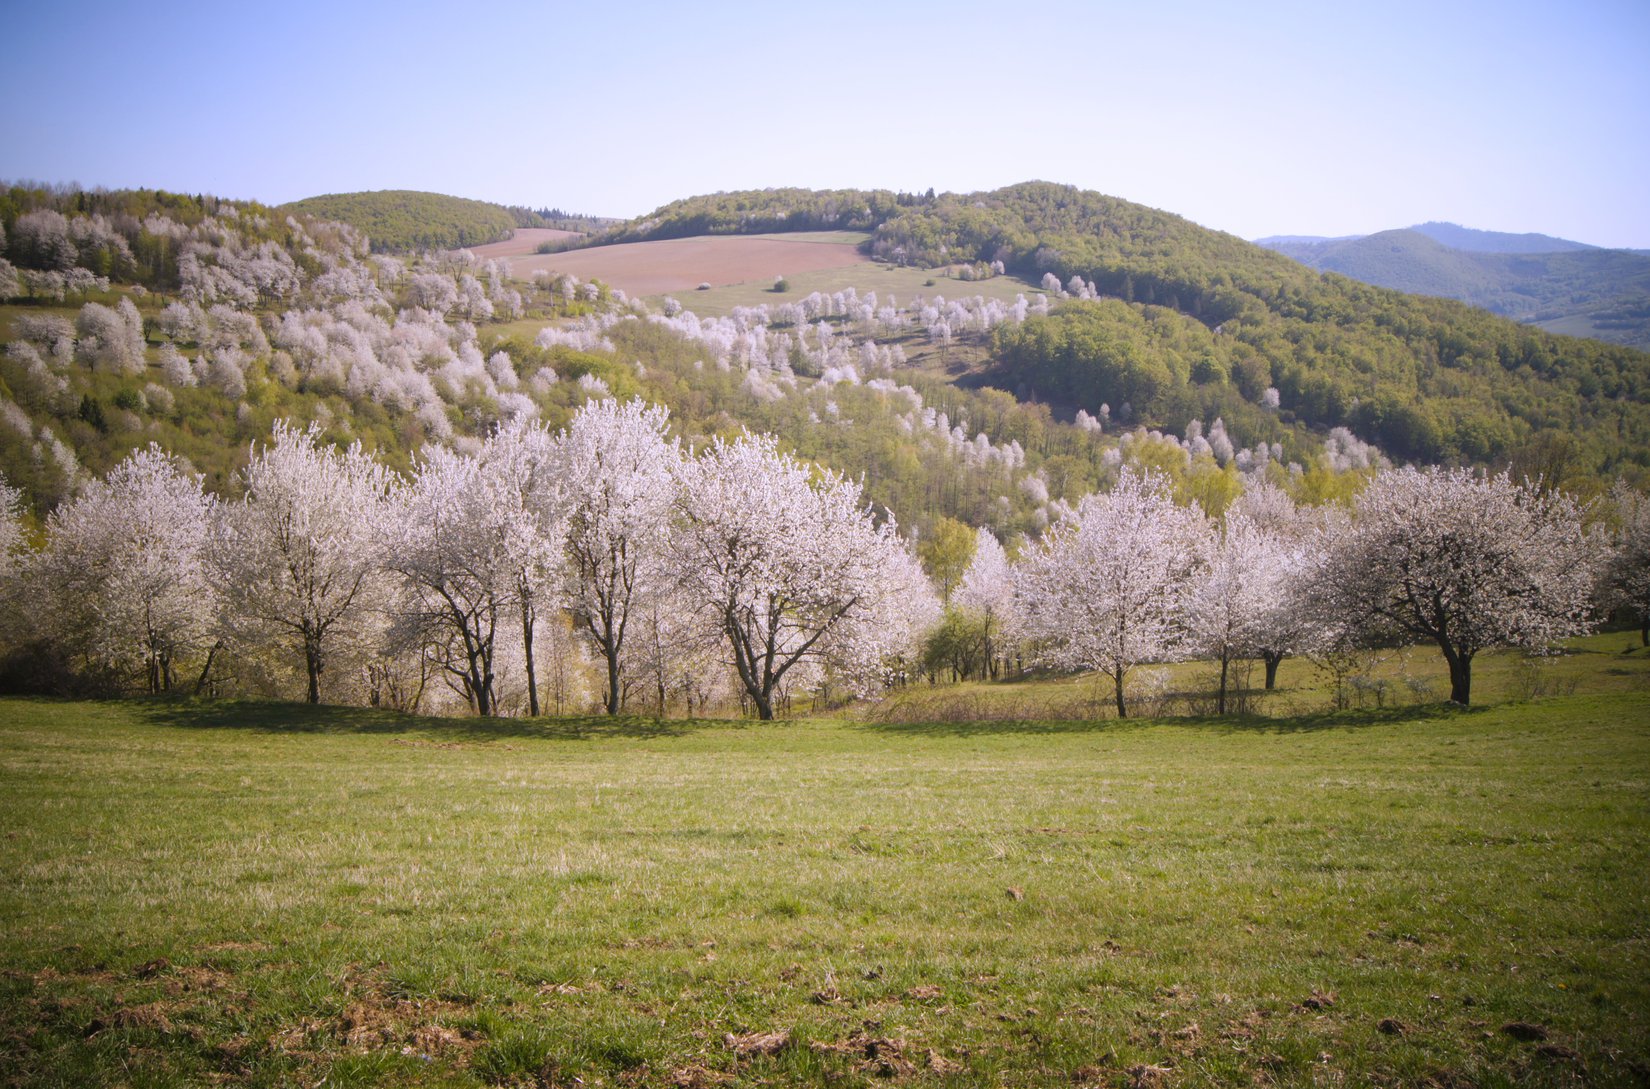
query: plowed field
[{"left": 494, "top": 232, "right": 872, "bottom": 296}]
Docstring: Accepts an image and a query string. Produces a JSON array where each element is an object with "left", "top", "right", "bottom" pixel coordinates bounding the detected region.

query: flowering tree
[
  {"left": 1227, "top": 480, "right": 1319, "bottom": 689},
  {"left": 484, "top": 421, "right": 564, "bottom": 715},
  {"left": 74, "top": 298, "right": 146, "bottom": 376},
  {"left": 554, "top": 398, "right": 681, "bottom": 715},
  {"left": 953, "top": 526, "right": 1017, "bottom": 678},
  {"left": 1600, "top": 482, "right": 1650, "bottom": 646},
  {"left": 673, "top": 432, "right": 933, "bottom": 719},
  {"left": 0, "top": 473, "right": 26, "bottom": 582},
  {"left": 382, "top": 447, "right": 522, "bottom": 716},
  {"left": 1015, "top": 470, "right": 1204, "bottom": 716},
  {"left": 1184, "top": 513, "right": 1292, "bottom": 712},
  {"left": 213, "top": 422, "right": 393, "bottom": 703},
  {"left": 1308, "top": 467, "right": 1598, "bottom": 705},
  {"left": 36, "top": 446, "right": 214, "bottom": 692}
]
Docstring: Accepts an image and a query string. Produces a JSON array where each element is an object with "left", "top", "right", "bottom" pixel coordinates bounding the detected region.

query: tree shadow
[
  {"left": 128, "top": 697, "right": 731, "bottom": 743},
  {"left": 856, "top": 701, "right": 1477, "bottom": 738}
]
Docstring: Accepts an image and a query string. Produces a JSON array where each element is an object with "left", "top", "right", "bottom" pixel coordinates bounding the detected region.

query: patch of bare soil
[
  {"left": 267, "top": 967, "right": 481, "bottom": 1065},
  {"left": 504, "top": 235, "right": 870, "bottom": 297},
  {"left": 726, "top": 1028, "right": 792, "bottom": 1056},
  {"left": 810, "top": 1024, "right": 961, "bottom": 1079}
]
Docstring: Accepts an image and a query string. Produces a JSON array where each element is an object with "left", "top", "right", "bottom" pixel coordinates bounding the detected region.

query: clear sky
[{"left": 3, "top": 0, "right": 1647, "bottom": 246}]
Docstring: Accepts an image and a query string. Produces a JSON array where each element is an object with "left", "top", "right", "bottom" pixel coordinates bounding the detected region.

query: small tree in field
[
  {"left": 213, "top": 422, "right": 393, "bottom": 704},
  {"left": 1014, "top": 470, "right": 1204, "bottom": 717},
  {"left": 382, "top": 446, "right": 525, "bottom": 717},
  {"left": 554, "top": 398, "right": 681, "bottom": 715},
  {"left": 1184, "top": 512, "right": 1291, "bottom": 713},
  {"left": 1601, "top": 482, "right": 1650, "bottom": 646},
  {"left": 1309, "top": 467, "right": 1598, "bottom": 706},
  {"left": 1228, "top": 481, "right": 1317, "bottom": 689},
  {"left": 36, "top": 446, "right": 215, "bottom": 692},
  {"left": 485, "top": 421, "right": 564, "bottom": 715},
  {"left": 673, "top": 432, "right": 933, "bottom": 720},
  {"left": 953, "top": 527, "right": 1016, "bottom": 678}
]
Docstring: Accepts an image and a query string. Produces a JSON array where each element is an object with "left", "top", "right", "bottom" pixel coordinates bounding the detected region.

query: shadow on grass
[
  {"left": 857, "top": 701, "right": 1478, "bottom": 738},
  {"left": 128, "top": 697, "right": 735, "bottom": 743}
]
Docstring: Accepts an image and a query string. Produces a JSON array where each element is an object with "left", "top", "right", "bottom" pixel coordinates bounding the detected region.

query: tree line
[
  {"left": 0, "top": 402, "right": 932, "bottom": 719},
  {"left": 4, "top": 408, "right": 1645, "bottom": 718}
]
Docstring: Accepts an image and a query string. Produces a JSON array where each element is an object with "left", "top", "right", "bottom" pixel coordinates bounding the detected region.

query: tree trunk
[
  {"left": 603, "top": 642, "right": 621, "bottom": 715},
  {"left": 305, "top": 642, "right": 322, "bottom": 704},
  {"left": 1114, "top": 674, "right": 1127, "bottom": 719},
  {"left": 521, "top": 605, "right": 539, "bottom": 716},
  {"left": 1442, "top": 645, "right": 1473, "bottom": 705},
  {"left": 1217, "top": 651, "right": 1229, "bottom": 715},
  {"left": 1262, "top": 650, "right": 1283, "bottom": 691},
  {"left": 194, "top": 642, "right": 219, "bottom": 697}
]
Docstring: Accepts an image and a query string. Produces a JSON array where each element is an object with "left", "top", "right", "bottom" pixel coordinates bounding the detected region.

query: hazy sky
[{"left": 3, "top": 0, "right": 1647, "bottom": 246}]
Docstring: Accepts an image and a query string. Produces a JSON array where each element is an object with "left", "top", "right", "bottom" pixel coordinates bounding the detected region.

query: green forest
[{"left": 278, "top": 190, "right": 520, "bottom": 252}]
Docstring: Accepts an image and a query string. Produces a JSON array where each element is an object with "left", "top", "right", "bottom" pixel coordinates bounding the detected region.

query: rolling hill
[
  {"left": 574, "top": 183, "right": 1650, "bottom": 474},
  {"left": 3, "top": 180, "right": 1649, "bottom": 525},
  {"left": 278, "top": 190, "right": 524, "bottom": 253}
]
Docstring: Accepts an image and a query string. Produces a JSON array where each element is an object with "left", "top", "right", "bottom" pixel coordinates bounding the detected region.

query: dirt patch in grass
[
  {"left": 725, "top": 1028, "right": 791, "bottom": 1057},
  {"left": 809, "top": 1025, "right": 958, "bottom": 1079},
  {"left": 263, "top": 967, "right": 485, "bottom": 1065}
]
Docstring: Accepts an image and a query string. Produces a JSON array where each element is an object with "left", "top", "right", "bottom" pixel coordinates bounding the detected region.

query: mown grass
[{"left": 1, "top": 646, "right": 1648, "bottom": 1087}]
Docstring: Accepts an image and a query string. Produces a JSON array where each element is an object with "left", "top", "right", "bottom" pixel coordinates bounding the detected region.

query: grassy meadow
[
  {"left": 655, "top": 263, "right": 1043, "bottom": 321},
  {"left": 2, "top": 639, "right": 1648, "bottom": 1088}
]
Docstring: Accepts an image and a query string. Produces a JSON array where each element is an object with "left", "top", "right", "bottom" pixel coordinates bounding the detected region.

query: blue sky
[{"left": 3, "top": 0, "right": 1647, "bottom": 246}]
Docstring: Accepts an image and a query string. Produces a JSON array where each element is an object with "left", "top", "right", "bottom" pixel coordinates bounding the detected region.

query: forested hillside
[
  {"left": 586, "top": 182, "right": 1650, "bottom": 477},
  {"left": 5, "top": 180, "right": 1649, "bottom": 535},
  {"left": 279, "top": 190, "right": 521, "bottom": 253},
  {"left": 585, "top": 187, "right": 914, "bottom": 244},
  {"left": 0, "top": 184, "right": 1244, "bottom": 544}
]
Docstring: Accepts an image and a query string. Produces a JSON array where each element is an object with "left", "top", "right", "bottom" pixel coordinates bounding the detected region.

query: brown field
[
  {"left": 499, "top": 232, "right": 873, "bottom": 296},
  {"left": 465, "top": 227, "right": 583, "bottom": 260}
]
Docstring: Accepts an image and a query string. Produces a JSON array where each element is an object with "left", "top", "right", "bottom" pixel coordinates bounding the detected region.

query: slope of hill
[
  {"left": 1266, "top": 230, "right": 1501, "bottom": 297},
  {"left": 279, "top": 190, "right": 520, "bottom": 253},
  {"left": 586, "top": 182, "right": 1650, "bottom": 473},
  {"left": 1258, "top": 225, "right": 1650, "bottom": 348},
  {"left": 5, "top": 181, "right": 1650, "bottom": 521}
]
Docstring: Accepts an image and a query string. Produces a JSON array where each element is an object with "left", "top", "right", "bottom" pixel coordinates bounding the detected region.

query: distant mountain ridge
[
  {"left": 1257, "top": 222, "right": 1650, "bottom": 348},
  {"left": 1257, "top": 221, "right": 1602, "bottom": 253},
  {"left": 1408, "top": 221, "right": 1597, "bottom": 254}
]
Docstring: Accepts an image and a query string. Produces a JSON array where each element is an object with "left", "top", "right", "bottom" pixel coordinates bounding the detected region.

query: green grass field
[{"left": 2, "top": 642, "right": 1648, "bottom": 1088}]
